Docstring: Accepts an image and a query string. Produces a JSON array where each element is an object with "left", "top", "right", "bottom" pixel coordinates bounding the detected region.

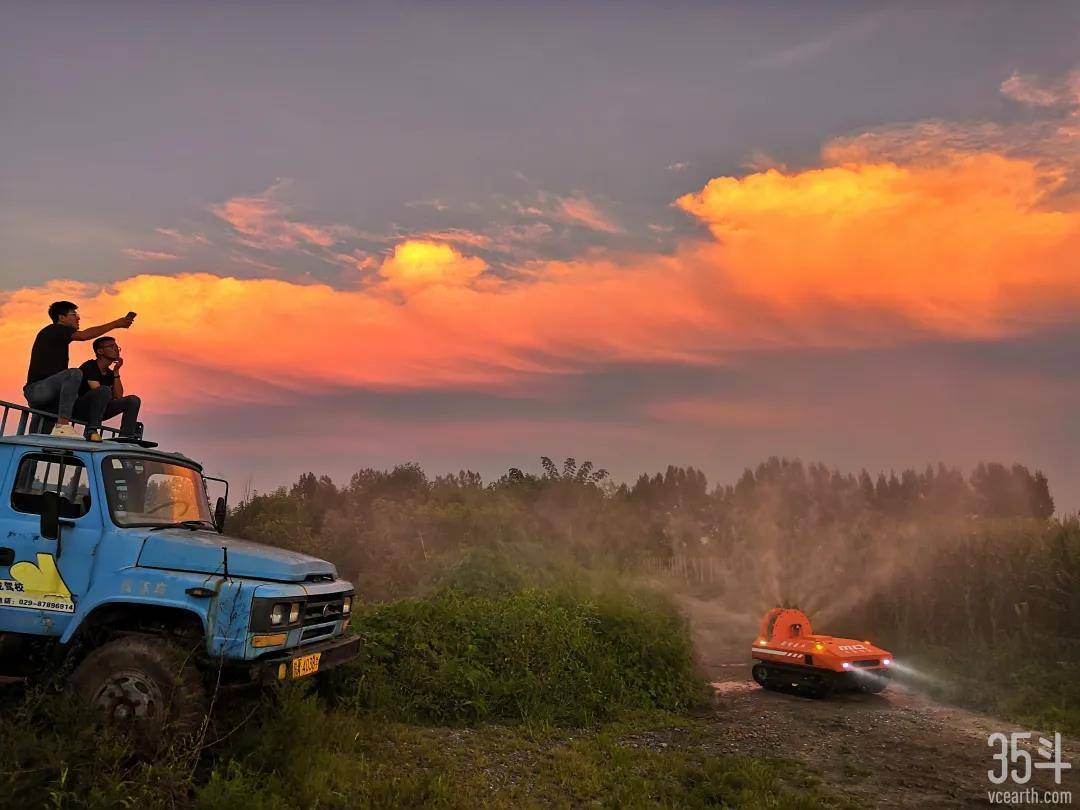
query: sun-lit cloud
[
  {"left": 4, "top": 141, "right": 1078, "bottom": 415},
  {"left": 155, "top": 228, "right": 211, "bottom": 245},
  {"left": 510, "top": 191, "right": 623, "bottom": 235},
  {"left": 677, "top": 153, "right": 1080, "bottom": 337},
  {"left": 825, "top": 69, "right": 1079, "bottom": 190},
  {"left": 743, "top": 150, "right": 786, "bottom": 172},
  {"left": 1000, "top": 70, "right": 1080, "bottom": 109},
  {"left": 411, "top": 229, "right": 493, "bottom": 249},
  {"left": 5, "top": 68, "right": 1080, "bottom": 422},
  {"left": 211, "top": 181, "right": 354, "bottom": 252},
  {"left": 122, "top": 248, "right": 181, "bottom": 261},
  {"left": 378, "top": 240, "right": 489, "bottom": 294},
  {"left": 553, "top": 194, "right": 623, "bottom": 234}
]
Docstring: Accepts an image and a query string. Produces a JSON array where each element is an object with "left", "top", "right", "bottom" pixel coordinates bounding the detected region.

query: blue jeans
[{"left": 24, "top": 368, "right": 83, "bottom": 423}]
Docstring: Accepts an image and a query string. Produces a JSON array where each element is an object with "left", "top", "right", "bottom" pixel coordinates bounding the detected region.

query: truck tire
[{"left": 71, "top": 634, "right": 207, "bottom": 750}]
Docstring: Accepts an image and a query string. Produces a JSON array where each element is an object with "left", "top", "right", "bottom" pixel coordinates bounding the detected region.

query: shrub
[{"left": 338, "top": 585, "right": 702, "bottom": 726}]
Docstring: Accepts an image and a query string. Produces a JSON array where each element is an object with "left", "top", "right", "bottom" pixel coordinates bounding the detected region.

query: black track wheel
[
  {"left": 860, "top": 675, "right": 888, "bottom": 694},
  {"left": 809, "top": 674, "right": 834, "bottom": 699},
  {"left": 71, "top": 635, "right": 208, "bottom": 752},
  {"left": 751, "top": 663, "right": 775, "bottom": 689}
]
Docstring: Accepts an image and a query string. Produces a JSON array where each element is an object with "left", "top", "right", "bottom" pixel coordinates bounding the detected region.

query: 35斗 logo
[{"left": 987, "top": 732, "right": 1073, "bottom": 806}]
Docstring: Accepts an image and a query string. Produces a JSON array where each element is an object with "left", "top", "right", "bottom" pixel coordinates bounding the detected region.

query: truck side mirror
[
  {"left": 214, "top": 496, "right": 227, "bottom": 534},
  {"left": 40, "top": 490, "right": 61, "bottom": 541}
]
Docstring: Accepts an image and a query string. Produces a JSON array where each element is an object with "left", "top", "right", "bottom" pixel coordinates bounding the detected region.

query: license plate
[{"left": 290, "top": 652, "right": 321, "bottom": 679}]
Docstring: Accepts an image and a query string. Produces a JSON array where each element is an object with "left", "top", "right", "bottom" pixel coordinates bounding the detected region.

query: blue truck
[{"left": 0, "top": 400, "right": 360, "bottom": 738}]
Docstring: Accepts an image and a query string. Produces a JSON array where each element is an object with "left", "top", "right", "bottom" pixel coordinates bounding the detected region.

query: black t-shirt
[
  {"left": 78, "top": 360, "right": 116, "bottom": 397},
  {"left": 25, "top": 324, "right": 75, "bottom": 385}
]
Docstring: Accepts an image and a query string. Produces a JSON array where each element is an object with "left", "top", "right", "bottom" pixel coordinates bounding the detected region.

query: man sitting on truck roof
[
  {"left": 24, "top": 301, "right": 134, "bottom": 439},
  {"left": 74, "top": 337, "right": 142, "bottom": 439}
]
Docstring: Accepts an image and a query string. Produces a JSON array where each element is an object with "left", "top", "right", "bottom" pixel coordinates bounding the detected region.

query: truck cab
[{"left": 0, "top": 403, "right": 360, "bottom": 740}]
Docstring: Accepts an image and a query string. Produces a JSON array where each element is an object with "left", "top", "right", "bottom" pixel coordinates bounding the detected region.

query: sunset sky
[{"left": 2, "top": 3, "right": 1079, "bottom": 508}]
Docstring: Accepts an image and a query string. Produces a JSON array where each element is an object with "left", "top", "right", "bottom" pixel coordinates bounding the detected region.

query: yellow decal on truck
[{"left": 0, "top": 553, "right": 74, "bottom": 613}]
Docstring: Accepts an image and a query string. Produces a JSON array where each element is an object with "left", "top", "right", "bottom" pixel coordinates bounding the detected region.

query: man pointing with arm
[{"left": 23, "top": 301, "right": 134, "bottom": 438}]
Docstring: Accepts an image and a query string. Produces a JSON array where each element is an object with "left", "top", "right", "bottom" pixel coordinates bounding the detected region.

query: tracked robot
[{"left": 751, "top": 608, "right": 893, "bottom": 698}]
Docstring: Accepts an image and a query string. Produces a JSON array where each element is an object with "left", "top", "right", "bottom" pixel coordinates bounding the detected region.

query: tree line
[{"left": 229, "top": 456, "right": 1055, "bottom": 599}]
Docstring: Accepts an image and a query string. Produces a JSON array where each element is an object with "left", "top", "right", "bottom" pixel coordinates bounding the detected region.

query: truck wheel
[{"left": 71, "top": 635, "right": 207, "bottom": 750}]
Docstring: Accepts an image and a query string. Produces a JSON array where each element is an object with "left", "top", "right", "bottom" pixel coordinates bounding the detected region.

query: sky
[{"left": 2, "top": 2, "right": 1079, "bottom": 508}]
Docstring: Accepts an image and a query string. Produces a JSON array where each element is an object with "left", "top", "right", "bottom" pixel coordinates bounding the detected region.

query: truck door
[{"left": 0, "top": 450, "right": 102, "bottom": 638}]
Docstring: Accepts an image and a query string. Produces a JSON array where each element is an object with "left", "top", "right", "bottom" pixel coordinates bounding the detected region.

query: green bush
[{"left": 338, "top": 586, "right": 702, "bottom": 726}]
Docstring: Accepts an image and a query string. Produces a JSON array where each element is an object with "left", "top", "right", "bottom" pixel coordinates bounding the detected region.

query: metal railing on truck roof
[{"left": 0, "top": 399, "right": 126, "bottom": 441}]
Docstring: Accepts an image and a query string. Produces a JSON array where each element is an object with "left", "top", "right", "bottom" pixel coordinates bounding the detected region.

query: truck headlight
[
  {"left": 342, "top": 596, "right": 352, "bottom": 616},
  {"left": 289, "top": 602, "right": 301, "bottom": 624},
  {"left": 270, "top": 604, "right": 286, "bottom": 626}
]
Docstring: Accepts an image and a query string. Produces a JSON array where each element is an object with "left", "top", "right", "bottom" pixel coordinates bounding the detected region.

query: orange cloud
[
  {"left": 1000, "top": 70, "right": 1080, "bottom": 109},
  {"left": 413, "top": 229, "right": 493, "bottom": 249},
  {"left": 554, "top": 195, "right": 622, "bottom": 234},
  {"left": 122, "top": 249, "right": 181, "bottom": 262},
  {"left": 5, "top": 92, "right": 1080, "bottom": 417},
  {"left": 4, "top": 146, "right": 1077, "bottom": 418},
  {"left": 211, "top": 183, "right": 353, "bottom": 252},
  {"left": 378, "top": 241, "right": 488, "bottom": 294},
  {"left": 155, "top": 228, "right": 210, "bottom": 245},
  {"left": 677, "top": 154, "right": 1080, "bottom": 337}
]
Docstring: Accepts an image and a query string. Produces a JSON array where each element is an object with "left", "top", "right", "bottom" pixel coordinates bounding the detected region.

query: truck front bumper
[{"left": 255, "top": 633, "right": 362, "bottom": 683}]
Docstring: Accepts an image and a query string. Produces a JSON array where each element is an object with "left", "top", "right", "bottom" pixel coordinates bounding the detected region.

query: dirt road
[
  {"left": 708, "top": 668, "right": 1079, "bottom": 807},
  {"left": 677, "top": 594, "right": 1078, "bottom": 808}
]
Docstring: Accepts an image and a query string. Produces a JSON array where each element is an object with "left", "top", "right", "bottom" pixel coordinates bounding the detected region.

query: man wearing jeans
[
  {"left": 23, "top": 301, "right": 134, "bottom": 439},
  {"left": 76, "top": 337, "right": 142, "bottom": 438}
]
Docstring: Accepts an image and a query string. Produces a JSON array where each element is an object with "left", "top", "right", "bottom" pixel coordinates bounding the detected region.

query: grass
[
  {"left": 0, "top": 686, "right": 847, "bottom": 809},
  {"left": 1, "top": 577, "right": 848, "bottom": 808},
  {"left": 195, "top": 690, "right": 846, "bottom": 809}
]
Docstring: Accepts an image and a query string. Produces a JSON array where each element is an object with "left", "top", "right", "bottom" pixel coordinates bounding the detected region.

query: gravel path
[
  {"left": 666, "top": 592, "right": 1077, "bottom": 807},
  {"left": 712, "top": 669, "right": 1074, "bottom": 807}
]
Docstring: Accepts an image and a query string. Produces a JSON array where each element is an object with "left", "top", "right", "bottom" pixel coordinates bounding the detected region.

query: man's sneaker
[{"left": 50, "top": 424, "right": 80, "bottom": 438}]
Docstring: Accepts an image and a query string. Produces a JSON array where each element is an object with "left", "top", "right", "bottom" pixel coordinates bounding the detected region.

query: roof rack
[{"left": 0, "top": 399, "right": 157, "bottom": 448}]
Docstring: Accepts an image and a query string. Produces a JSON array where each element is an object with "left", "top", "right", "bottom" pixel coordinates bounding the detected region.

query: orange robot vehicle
[{"left": 751, "top": 608, "right": 894, "bottom": 698}]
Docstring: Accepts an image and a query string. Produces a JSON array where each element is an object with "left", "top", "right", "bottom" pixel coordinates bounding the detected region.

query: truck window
[
  {"left": 101, "top": 456, "right": 213, "bottom": 528},
  {"left": 11, "top": 454, "right": 91, "bottom": 519}
]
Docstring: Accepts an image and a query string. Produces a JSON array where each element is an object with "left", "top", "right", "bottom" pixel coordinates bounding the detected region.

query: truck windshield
[{"left": 102, "top": 456, "right": 214, "bottom": 528}]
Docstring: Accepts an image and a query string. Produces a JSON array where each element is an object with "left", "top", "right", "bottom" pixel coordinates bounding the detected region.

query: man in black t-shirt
[
  {"left": 23, "top": 301, "right": 134, "bottom": 438},
  {"left": 74, "top": 337, "right": 142, "bottom": 438}
]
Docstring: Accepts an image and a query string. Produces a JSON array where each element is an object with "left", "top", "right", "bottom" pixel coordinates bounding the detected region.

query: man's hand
[
  {"left": 114, "top": 315, "right": 134, "bottom": 329},
  {"left": 111, "top": 357, "right": 124, "bottom": 372}
]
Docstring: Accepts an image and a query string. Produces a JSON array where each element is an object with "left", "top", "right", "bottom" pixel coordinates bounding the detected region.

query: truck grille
[
  {"left": 250, "top": 591, "right": 353, "bottom": 634},
  {"left": 852, "top": 659, "right": 880, "bottom": 668},
  {"left": 302, "top": 593, "right": 346, "bottom": 628}
]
